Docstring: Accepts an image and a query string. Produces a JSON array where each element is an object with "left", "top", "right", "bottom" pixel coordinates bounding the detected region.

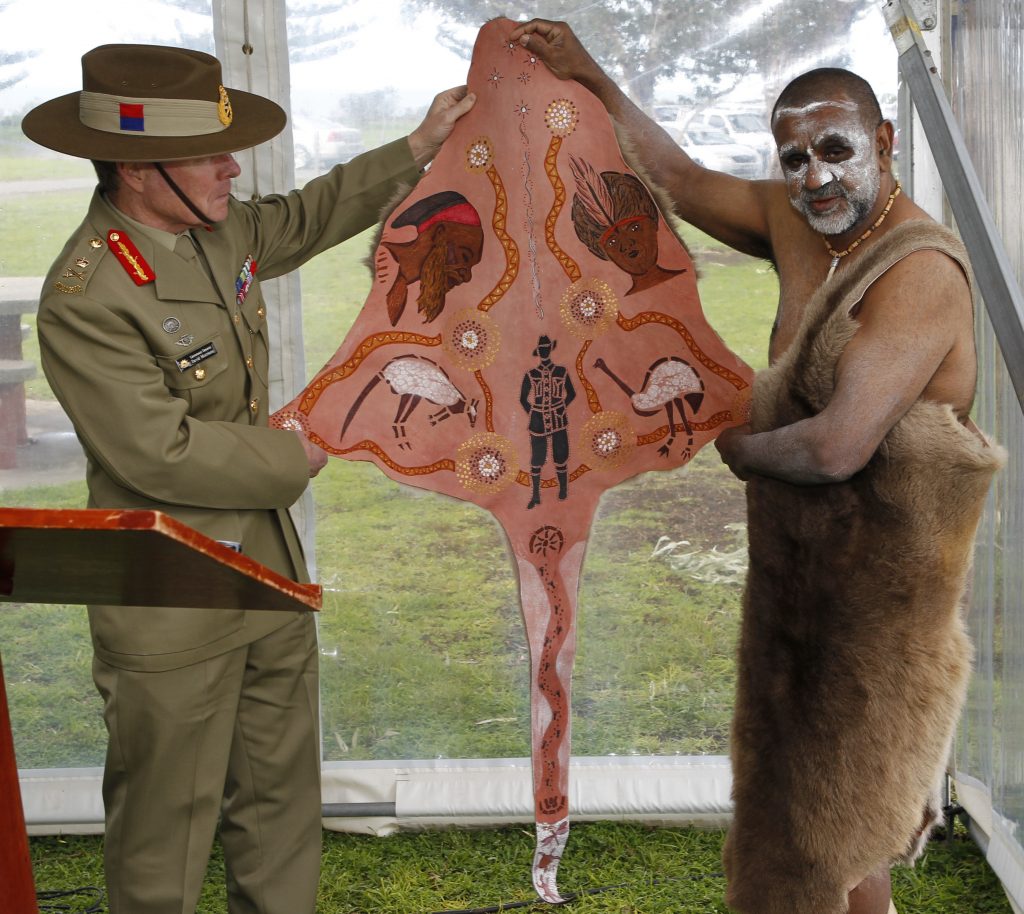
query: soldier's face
[{"left": 137, "top": 153, "right": 242, "bottom": 231}]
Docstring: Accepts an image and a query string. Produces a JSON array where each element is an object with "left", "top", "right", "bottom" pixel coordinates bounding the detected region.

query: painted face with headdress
[{"left": 569, "top": 158, "right": 683, "bottom": 295}]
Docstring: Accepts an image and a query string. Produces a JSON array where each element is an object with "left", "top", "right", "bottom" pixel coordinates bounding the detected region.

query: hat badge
[{"left": 217, "top": 85, "right": 233, "bottom": 127}]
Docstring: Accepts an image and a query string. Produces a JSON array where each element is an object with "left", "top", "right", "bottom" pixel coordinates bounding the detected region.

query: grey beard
[
  {"left": 804, "top": 196, "right": 871, "bottom": 235},
  {"left": 800, "top": 174, "right": 880, "bottom": 237}
]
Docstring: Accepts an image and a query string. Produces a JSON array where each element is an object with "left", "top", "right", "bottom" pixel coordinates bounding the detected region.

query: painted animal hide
[
  {"left": 723, "top": 220, "right": 1004, "bottom": 914},
  {"left": 272, "top": 16, "right": 752, "bottom": 902}
]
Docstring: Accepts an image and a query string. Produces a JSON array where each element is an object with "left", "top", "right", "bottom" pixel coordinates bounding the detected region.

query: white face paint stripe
[{"left": 773, "top": 99, "right": 859, "bottom": 119}]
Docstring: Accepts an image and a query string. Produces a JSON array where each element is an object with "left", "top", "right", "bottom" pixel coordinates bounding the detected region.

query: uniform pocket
[{"left": 88, "top": 603, "right": 246, "bottom": 659}]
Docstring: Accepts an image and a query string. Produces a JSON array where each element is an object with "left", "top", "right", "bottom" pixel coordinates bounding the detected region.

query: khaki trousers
[{"left": 93, "top": 612, "right": 321, "bottom": 914}]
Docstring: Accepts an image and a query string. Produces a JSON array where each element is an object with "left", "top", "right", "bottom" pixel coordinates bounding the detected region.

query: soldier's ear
[{"left": 116, "top": 161, "right": 148, "bottom": 193}]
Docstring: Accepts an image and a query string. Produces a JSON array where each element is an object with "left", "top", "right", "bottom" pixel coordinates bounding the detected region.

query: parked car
[
  {"left": 678, "top": 128, "right": 761, "bottom": 180},
  {"left": 292, "top": 121, "right": 365, "bottom": 171},
  {"left": 653, "top": 103, "right": 693, "bottom": 138},
  {"left": 687, "top": 109, "right": 775, "bottom": 176},
  {"left": 653, "top": 104, "right": 684, "bottom": 126}
]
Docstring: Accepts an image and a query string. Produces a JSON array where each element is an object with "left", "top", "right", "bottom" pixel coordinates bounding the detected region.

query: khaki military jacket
[{"left": 37, "top": 138, "right": 420, "bottom": 671}]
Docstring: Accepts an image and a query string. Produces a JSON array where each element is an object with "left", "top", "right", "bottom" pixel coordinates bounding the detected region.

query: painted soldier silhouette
[{"left": 520, "top": 335, "right": 576, "bottom": 509}]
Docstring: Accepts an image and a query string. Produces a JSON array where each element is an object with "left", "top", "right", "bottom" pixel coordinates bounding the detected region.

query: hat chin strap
[{"left": 153, "top": 163, "right": 215, "bottom": 231}]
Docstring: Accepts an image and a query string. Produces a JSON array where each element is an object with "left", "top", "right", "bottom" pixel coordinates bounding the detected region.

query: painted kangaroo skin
[{"left": 273, "top": 17, "right": 752, "bottom": 902}]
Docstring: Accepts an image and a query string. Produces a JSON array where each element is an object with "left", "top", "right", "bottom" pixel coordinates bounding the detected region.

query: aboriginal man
[{"left": 511, "top": 18, "right": 1002, "bottom": 914}]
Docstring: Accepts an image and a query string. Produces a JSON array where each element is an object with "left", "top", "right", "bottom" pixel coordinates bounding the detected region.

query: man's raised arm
[{"left": 510, "top": 18, "right": 774, "bottom": 259}]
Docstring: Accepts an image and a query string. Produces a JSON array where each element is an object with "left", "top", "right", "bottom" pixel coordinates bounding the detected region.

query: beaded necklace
[{"left": 822, "top": 182, "right": 902, "bottom": 283}]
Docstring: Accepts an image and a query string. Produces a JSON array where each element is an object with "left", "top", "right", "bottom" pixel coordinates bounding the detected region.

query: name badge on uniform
[
  {"left": 176, "top": 342, "right": 218, "bottom": 372},
  {"left": 236, "top": 254, "right": 257, "bottom": 306}
]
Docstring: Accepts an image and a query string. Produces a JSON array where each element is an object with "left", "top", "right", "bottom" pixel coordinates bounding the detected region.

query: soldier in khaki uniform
[{"left": 22, "top": 43, "right": 474, "bottom": 914}]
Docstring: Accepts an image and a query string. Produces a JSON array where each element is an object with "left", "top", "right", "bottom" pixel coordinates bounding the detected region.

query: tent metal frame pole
[
  {"left": 882, "top": 0, "right": 1024, "bottom": 413},
  {"left": 322, "top": 802, "right": 397, "bottom": 818}
]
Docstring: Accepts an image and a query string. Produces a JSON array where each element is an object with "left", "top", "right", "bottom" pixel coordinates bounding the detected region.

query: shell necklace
[{"left": 822, "top": 181, "right": 902, "bottom": 283}]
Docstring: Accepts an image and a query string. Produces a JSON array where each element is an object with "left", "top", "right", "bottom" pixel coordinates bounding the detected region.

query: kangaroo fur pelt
[{"left": 723, "top": 220, "right": 1005, "bottom": 914}]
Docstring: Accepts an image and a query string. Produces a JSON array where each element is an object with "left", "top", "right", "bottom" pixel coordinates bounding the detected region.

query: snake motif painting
[{"left": 273, "top": 18, "right": 753, "bottom": 903}]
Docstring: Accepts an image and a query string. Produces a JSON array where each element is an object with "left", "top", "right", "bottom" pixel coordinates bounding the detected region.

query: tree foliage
[
  {"left": 286, "top": 0, "right": 361, "bottom": 63},
  {"left": 399, "top": 0, "right": 876, "bottom": 110},
  {"left": 0, "top": 48, "right": 36, "bottom": 95},
  {"left": 333, "top": 88, "right": 401, "bottom": 125}
]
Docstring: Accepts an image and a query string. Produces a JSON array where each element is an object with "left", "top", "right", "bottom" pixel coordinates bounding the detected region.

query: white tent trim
[{"left": 21, "top": 755, "right": 734, "bottom": 836}]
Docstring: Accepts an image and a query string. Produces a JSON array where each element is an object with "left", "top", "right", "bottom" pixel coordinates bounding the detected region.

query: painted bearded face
[
  {"left": 773, "top": 96, "right": 882, "bottom": 236},
  {"left": 383, "top": 219, "right": 484, "bottom": 326},
  {"left": 414, "top": 222, "right": 485, "bottom": 317}
]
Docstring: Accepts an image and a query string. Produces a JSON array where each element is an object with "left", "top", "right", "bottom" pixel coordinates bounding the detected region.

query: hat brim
[{"left": 22, "top": 87, "right": 286, "bottom": 162}]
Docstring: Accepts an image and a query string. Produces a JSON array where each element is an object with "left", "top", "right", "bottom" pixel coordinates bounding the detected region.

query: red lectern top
[
  {"left": 0, "top": 507, "right": 321, "bottom": 612},
  {"left": 0, "top": 507, "right": 321, "bottom": 914}
]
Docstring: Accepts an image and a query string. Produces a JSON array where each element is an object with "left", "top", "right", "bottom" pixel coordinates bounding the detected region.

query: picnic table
[{"left": 0, "top": 278, "right": 43, "bottom": 470}]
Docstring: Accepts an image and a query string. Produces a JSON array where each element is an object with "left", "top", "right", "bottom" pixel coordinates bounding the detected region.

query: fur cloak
[{"left": 722, "top": 220, "right": 1005, "bottom": 914}]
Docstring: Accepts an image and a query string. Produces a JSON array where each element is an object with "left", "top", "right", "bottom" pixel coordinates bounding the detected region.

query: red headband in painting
[{"left": 416, "top": 202, "right": 482, "bottom": 233}]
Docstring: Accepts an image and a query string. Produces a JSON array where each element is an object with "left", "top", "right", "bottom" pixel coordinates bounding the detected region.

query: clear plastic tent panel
[
  {"left": 950, "top": 1, "right": 1024, "bottom": 905},
  {"left": 0, "top": 0, "right": 897, "bottom": 789}
]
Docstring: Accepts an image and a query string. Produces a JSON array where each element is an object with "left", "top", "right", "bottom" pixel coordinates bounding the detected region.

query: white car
[
  {"left": 292, "top": 121, "right": 365, "bottom": 171},
  {"left": 687, "top": 109, "right": 775, "bottom": 176},
  {"left": 678, "top": 128, "right": 762, "bottom": 180}
]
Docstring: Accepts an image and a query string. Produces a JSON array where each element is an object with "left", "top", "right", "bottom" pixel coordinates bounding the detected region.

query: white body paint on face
[
  {"left": 773, "top": 99, "right": 859, "bottom": 119},
  {"left": 773, "top": 102, "right": 881, "bottom": 236}
]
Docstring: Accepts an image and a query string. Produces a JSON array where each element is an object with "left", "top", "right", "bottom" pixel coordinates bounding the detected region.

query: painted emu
[
  {"left": 593, "top": 356, "right": 705, "bottom": 457},
  {"left": 340, "top": 355, "right": 479, "bottom": 450}
]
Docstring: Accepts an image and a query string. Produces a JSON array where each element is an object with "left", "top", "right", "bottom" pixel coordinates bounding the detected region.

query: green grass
[
  {"left": 0, "top": 156, "right": 94, "bottom": 182},
  {"left": 28, "top": 824, "right": 1013, "bottom": 913},
  {"left": 0, "top": 185, "right": 93, "bottom": 399}
]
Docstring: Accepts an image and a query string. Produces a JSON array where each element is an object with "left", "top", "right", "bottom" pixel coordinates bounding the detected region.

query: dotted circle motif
[
  {"left": 559, "top": 278, "right": 618, "bottom": 339},
  {"left": 443, "top": 309, "right": 501, "bottom": 371},
  {"left": 579, "top": 411, "right": 635, "bottom": 470},
  {"left": 456, "top": 433, "right": 518, "bottom": 493},
  {"left": 544, "top": 98, "right": 579, "bottom": 137},
  {"left": 465, "top": 136, "right": 494, "bottom": 173},
  {"left": 270, "top": 410, "right": 309, "bottom": 434}
]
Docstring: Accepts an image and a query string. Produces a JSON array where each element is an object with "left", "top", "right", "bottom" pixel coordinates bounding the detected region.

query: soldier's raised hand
[{"left": 407, "top": 86, "right": 477, "bottom": 168}]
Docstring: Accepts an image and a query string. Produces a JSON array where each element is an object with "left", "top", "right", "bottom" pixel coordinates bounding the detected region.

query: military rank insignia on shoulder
[
  {"left": 53, "top": 239, "right": 107, "bottom": 295},
  {"left": 107, "top": 229, "right": 155, "bottom": 286}
]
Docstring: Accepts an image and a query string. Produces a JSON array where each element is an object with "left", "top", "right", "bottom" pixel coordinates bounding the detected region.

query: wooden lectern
[{"left": 0, "top": 507, "right": 322, "bottom": 913}]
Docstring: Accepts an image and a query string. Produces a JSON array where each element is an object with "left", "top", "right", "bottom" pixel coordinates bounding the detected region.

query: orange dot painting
[{"left": 273, "top": 17, "right": 753, "bottom": 903}]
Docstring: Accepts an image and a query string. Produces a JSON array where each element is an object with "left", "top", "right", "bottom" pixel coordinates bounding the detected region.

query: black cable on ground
[
  {"left": 428, "top": 871, "right": 725, "bottom": 914},
  {"left": 36, "top": 886, "right": 105, "bottom": 913}
]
